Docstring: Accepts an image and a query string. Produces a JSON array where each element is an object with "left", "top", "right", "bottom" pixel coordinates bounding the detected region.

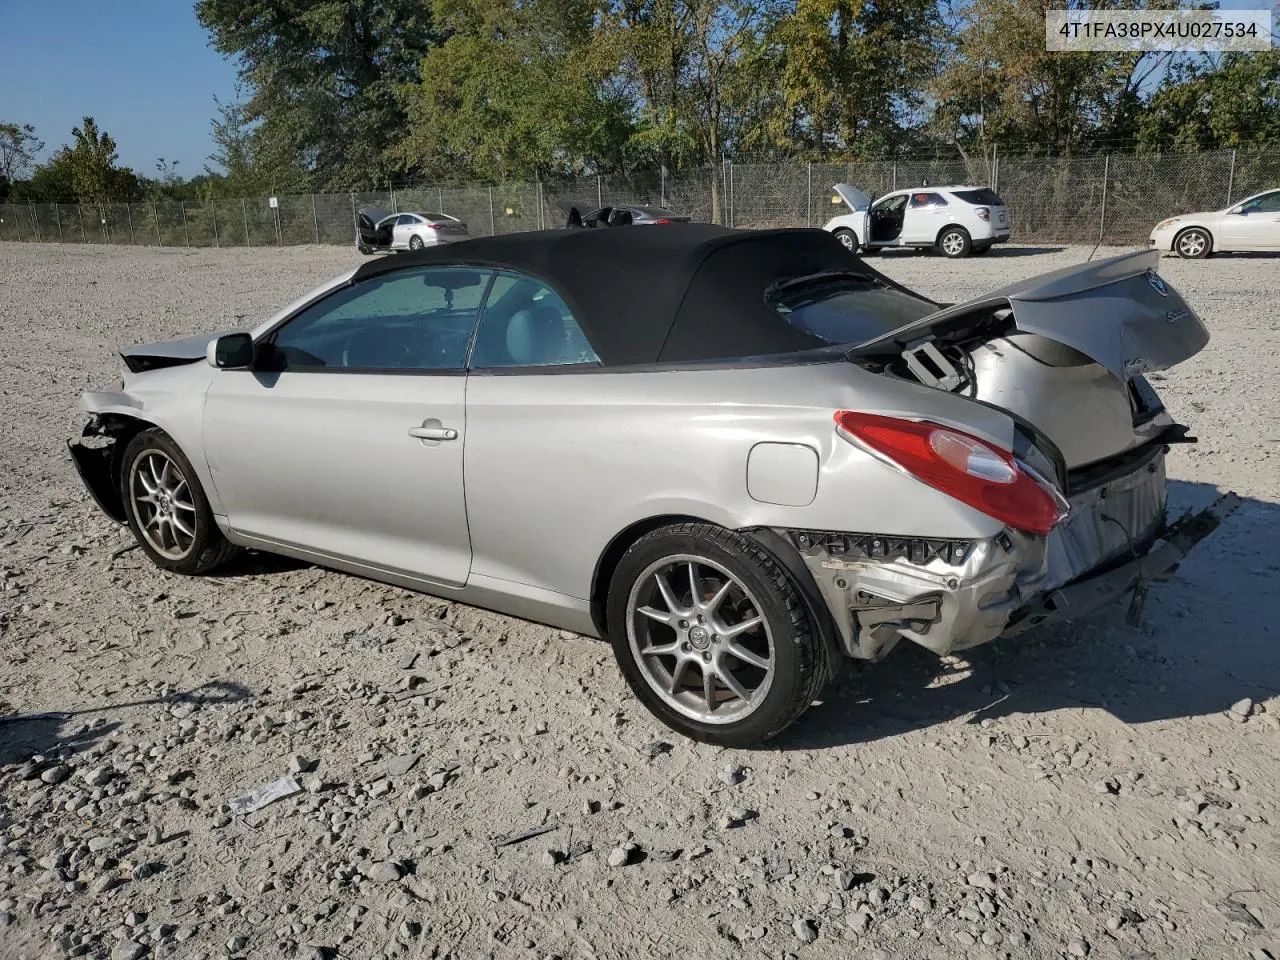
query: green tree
[
  {"left": 196, "top": 0, "right": 441, "bottom": 190},
  {"left": 397, "top": 0, "right": 632, "bottom": 182},
  {"left": 1137, "top": 52, "right": 1280, "bottom": 151},
  {"left": 1, "top": 123, "right": 44, "bottom": 185},
  {"left": 931, "top": 0, "right": 1172, "bottom": 153}
]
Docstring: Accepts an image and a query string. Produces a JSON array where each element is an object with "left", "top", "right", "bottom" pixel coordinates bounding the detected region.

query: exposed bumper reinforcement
[{"left": 1001, "top": 492, "right": 1239, "bottom": 637}]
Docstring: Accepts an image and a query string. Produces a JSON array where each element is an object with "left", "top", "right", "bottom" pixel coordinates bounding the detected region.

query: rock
[
  {"left": 792, "top": 917, "right": 818, "bottom": 943},
  {"left": 954, "top": 931, "right": 976, "bottom": 946},
  {"left": 91, "top": 873, "right": 121, "bottom": 894},
  {"left": 398, "top": 651, "right": 419, "bottom": 670},
  {"left": 40, "top": 764, "right": 72, "bottom": 784},
  {"left": 541, "top": 849, "right": 562, "bottom": 866},
  {"left": 227, "top": 934, "right": 249, "bottom": 952},
  {"left": 908, "top": 895, "right": 931, "bottom": 913},
  {"left": 288, "top": 755, "right": 315, "bottom": 775},
  {"left": 1067, "top": 938, "right": 1090, "bottom": 956},
  {"left": 982, "top": 930, "right": 1002, "bottom": 946},
  {"left": 719, "top": 764, "right": 744, "bottom": 786},
  {"left": 845, "top": 909, "right": 872, "bottom": 934},
  {"left": 110, "top": 939, "right": 146, "bottom": 960},
  {"left": 1093, "top": 779, "right": 1118, "bottom": 794},
  {"left": 1230, "top": 698, "right": 1254, "bottom": 718},
  {"left": 967, "top": 871, "right": 997, "bottom": 890},
  {"left": 366, "top": 861, "right": 403, "bottom": 883},
  {"left": 385, "top": 754, "right": 421, "bottom": 777},
  {"left": 606, "top": 847, "right": 630, "bottom": 868},
  {"left": 82, "top": 766, "right": 113, "bottom": 787}
]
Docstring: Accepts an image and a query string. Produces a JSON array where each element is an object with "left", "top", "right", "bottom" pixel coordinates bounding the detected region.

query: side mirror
[
  {"left": 1229, "top": 206, "right": 1245, "bottom": 215},
  {"left": 207, "top": 332, "right": 254, "bottom": 369}
]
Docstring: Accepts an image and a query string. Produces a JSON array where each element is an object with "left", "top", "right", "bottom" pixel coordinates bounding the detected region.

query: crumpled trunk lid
[{"left": 861, "top": 250, "right": 1208, "bottom": 382}]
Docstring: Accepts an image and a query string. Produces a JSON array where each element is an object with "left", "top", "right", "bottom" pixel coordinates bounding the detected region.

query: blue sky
[{"left": 0, "top": 1, "right": 239, "bottom": 177}]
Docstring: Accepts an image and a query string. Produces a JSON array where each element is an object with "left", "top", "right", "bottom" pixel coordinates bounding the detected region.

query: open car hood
[
  {"left": 856, "top": 250, "right": 1209, "bottom": 381},
  {"left": 834, "top": 183, "right": 871, "bottom": 212}
]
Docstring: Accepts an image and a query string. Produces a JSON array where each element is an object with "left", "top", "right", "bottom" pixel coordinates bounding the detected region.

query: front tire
[
  {"left": 832, "top": 228, "right": 859, "bottom": 254},
  {"left": 120, "top": 428, "right": 238, "bottom": 575},
  {"left": 606, "top": 523, "right": 828, "bottom": 746},
  {"left": 409, "top": 234, "right": 425, "bottom": 251},
  {"left": 1174, "top": 227, "right": 1211, "bottom": 259},
  {"left": 937, "top": 226, "right": 972, "bottom": 258}
]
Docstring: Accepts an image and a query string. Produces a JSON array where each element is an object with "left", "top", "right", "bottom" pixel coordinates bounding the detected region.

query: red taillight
[
  {"left": 834, "top": 411, "right": 1067, "bottom": 535},
  {"left": 975, "top": 206, "right": 990, "bottom": 221},
  {"left": 651, "top": 218, "right": 672, "bottom": 224},
  {"left": 423, "top": 222, "right": 442, "bottom": 230}
]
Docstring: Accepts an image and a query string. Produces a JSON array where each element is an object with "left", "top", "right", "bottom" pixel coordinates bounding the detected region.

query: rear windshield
[
  {"left": 765, "top": 273, "right": 935, "bottom": 346},
  {"left": 951, "top": 189, "right": 1004, "bottom": 206}
]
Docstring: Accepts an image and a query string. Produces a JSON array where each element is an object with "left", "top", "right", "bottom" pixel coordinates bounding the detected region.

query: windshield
[{"left": 765, "top": 273, "right": 936, "bottom": 345}]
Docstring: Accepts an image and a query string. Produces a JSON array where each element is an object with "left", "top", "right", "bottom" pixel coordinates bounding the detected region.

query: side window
[
  {"left": 268, "top": 266, "right": 492, "bottom": 372},
  {"left": 873, "top": 195, "right": 907, "bottom": 214},
  {"left": 396, "top": 214, "right": 417, "bottom": 225},
  {"left": 1243, "top": 191, "right": 1280, "bottom": 213},
  {"left": 909, "top": 192, "right": 946, "bottom": 208},
  {"left": 470, "top": 272, "right": 600, "bottom": 369}
]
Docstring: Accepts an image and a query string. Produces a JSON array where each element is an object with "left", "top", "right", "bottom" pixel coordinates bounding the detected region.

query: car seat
[{"left": 504, "top": 303, "right": 564, "bottom": 365}]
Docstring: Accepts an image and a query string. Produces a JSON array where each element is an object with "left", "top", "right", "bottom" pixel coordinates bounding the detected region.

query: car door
[
  {"left": 202, "top": 265, "right": 493, "bottom": 587},
  {"left": 901, "top": 192, "right": 950, "bottom": 243},
  {"left": 462, "top": 270, "right": 604, "bottom": 594},
  {"left": 391, "top": 214, "right": 419, "bottom": 249},
  {"left": 867, "top": 194, "right": 908, "bottom": 245},
  {"left": 1217, "top": 191, "right": 1280, "bottom": 250}
]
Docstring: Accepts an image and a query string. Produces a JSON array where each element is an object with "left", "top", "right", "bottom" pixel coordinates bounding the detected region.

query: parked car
[
  {"left": 356, "top": 206, "right": 469, "bottom": 253},
  {"left": 823, "top": 183, "right": 1011, "bottom": 258},
  {"left": 69, "top": 226, "right": 1234, "bottom": 745},
  {"left": 561, "top": 201, "right": 691, "bottom": 228},
  {"left": 1149, "top": 188, "right": 1280, "bottom": 258}
]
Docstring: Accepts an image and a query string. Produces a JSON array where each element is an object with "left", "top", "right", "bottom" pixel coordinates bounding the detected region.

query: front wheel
[
  {"left": 120, "top": 428, "right": 238, "bottom": 575},
  {"left": 937, "top": 227, "right": 972, "bottom": 258},
  {"left": 1174, "top": 227, "right": 1211, "bottom": 259},
  {"left": 832, "top": 228, "right": 859, "bottom": 254},
  {"left": 606, "top": 523, "right": 828, "bottom": 746},
  {"left": 409, "top": 234, "right": 425, "bottom": 251}
]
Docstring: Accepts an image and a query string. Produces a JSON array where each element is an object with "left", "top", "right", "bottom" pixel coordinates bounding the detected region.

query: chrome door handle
[{"left": 408, "top": 424, "right": 458, "bottom": 441}]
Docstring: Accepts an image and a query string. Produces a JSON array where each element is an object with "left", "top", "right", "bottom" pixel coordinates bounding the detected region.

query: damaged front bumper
[{"left": 785, "top": 452, "right": 1238, "bottom": 660}]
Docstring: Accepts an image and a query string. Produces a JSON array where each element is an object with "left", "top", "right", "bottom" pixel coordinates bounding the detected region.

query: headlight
[{"left": 1155, "top": 218, "right": 1181, "bottom": 231}]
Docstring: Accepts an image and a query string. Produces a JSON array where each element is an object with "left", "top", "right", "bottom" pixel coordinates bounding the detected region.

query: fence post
[
  {"left": 1098, "top": 154, "right": 1110, "bottom": 248},
  {"left": 729, "top": 161, "right": 735, "bottom": 228},
  {"left": 660, "top": 166, "right": 667, "bottom": 207},
  {"left": 350, "top": 194, "right": 357, "bottom": 245},
  {"left": 488, "top": 186, "right": 495, "bottom": 235},
  {"left": 30, "top": 201, "right": 41, "bottom": 242},
  {"left": 1226, "top": 149, "right": 1237, "bottom": 206},
  {"left": 77, "top": 205, "right": 86, "bottom": 243},
  {"left": 242, "top": 199, "right": 249, "bottom": 246},
  {"left": 311, "top": 194, "right": 320, "bottom": 244},
  {"left": 806, "top": 162, "right": 813, "bottom": 227},
  {"left": 274, "top": 202, "right": 281, "bottom": 246},
  {"left": 390, "top": 185, "right": 398, "bottom": 214},
  {"left": 101, "top": 204, "right": 110, "bottom": 243},
  {"left": 211, "top": 202, "right": 219, "bottom": 247},
  {"left": 537, "top": 181, "right": 545, "bottom": 230},
  {"left": 55, "top": 204, "right": 63, "bottom": 242},
  {"left": 127, "top": 204, "right": 134, "bottom": 244},
  {"left": 181, "top": 202, "right": 190, "bottom": 247},
  {"left": 12, "top": 204, "right": 21, "bottom": 242},
  {"left": 437, "top": 186, "right": 444, "bottom": 213},
  {"left": 154, "top": 202, "right": 162, "bottom": 245},
  {"left": 596, "top": 174, "right": 603, "bottom": 209}
]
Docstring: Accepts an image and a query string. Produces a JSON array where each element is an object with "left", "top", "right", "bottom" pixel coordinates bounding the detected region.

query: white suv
[{"left": 822, "top": 184, "right": 1012, "bottom": 258}]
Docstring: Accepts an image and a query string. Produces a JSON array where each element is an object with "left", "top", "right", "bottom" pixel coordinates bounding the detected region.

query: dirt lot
[{"left": 1, "top": 240, "right": 1277, "bottom": 960}]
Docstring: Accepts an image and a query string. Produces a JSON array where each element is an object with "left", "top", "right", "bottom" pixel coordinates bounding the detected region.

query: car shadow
[
  {"left": 0, "top": 680, "right": 252, "bottom": 767},
  {"left": 774, "top": 479, "right": 1280, "bottom": 751}
]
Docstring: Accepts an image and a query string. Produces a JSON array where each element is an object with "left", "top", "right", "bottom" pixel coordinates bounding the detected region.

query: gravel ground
[{"left": 1, "top": 240, "right": 1278, "bottom": 960}]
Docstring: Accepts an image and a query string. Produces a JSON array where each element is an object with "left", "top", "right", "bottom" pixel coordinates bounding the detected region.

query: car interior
[{"left": 869, "top": 194, "right": 908, "bottom": 242}]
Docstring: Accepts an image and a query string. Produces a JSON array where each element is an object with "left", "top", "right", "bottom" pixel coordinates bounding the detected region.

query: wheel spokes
[
  {"left": 725, "top": 643, "right": 768, "bottom": 670},
  {"left": 716, "top": 665, "right": 750, "bottom": 703}
]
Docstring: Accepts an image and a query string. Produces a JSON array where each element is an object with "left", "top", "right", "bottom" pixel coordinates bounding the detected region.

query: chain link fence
[{"left": 2, "top": 147, "right": 1277, "bottom": 249}]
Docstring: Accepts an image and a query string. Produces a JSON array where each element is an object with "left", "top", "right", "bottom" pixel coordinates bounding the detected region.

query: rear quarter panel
[{"left": 462, "top": 361, "right": 1011, "bottom": 600}]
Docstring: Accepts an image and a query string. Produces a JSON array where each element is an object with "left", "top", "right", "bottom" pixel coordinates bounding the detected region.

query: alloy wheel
[
  {"left": 626, "top": 554, "right": 774, "bottom": 724},
  {"left": 942, "top": 232, "right": 966, "bottom": 256},
  {"left": 129, "top": 451, "right": 197, "bottom": 560},
  {"left": 1177, "top": 230, "right": 1207, "bottom": 258}
]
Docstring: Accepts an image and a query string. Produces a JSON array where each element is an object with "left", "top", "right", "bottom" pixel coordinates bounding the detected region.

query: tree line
[{"left": 4, "top": 0, "right": 1278, "bottom": 206}]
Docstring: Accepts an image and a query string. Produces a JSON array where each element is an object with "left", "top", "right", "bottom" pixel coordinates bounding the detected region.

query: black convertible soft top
[{"left": 350, "top": 225, "right": 908, "bottom": 366}]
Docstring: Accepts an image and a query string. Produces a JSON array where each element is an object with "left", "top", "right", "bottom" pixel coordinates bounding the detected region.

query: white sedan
[
  {"left": 1149, "top": 188, "right": 1280, "bottom": 258},
  {"left": 356, "top": 207, "right": 470, "bottom": 254},
  {"left": 822, "top": 184, "right": 1012, "bottom": 258}
]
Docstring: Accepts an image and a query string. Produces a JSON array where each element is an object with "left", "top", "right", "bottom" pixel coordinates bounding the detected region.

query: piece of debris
[
  {"left": 228, "top": 776, "right": 302, "bottom": 816},
  {"left": 493, "top": 824, "right": 558, "bottom": 849},
  {"left": 385, "top": 753, "right": 421, "bottom": 777}
]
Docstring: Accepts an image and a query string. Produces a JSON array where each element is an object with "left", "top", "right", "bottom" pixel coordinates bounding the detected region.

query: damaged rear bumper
[{"left": 784, "top": 468, "right": 1238, "bottom": 661}]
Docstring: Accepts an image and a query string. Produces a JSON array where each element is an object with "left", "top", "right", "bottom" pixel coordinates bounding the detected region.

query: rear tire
[
  {"left": 937, "top": 227, "right": 972, "bottom": 258},
  {"left": 409, "top": 234, "right": 425, "bottom": 251},
  {"left": 832, "top": 228, "right": 859, "bottom": 254},
  {"left": 1174, "top": 227, "right": 1211, "bottom": 259},
  {"left": 606, "top": 522, "right": 829, "bottom": 746},
  {"left": 120, "top": 428, "right": 238, "bottom": 576}
]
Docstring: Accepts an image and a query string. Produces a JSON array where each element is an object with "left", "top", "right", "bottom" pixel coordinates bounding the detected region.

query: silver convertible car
[{"left": 69, "top": 226, "right": 1236, "bottom": 745}]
